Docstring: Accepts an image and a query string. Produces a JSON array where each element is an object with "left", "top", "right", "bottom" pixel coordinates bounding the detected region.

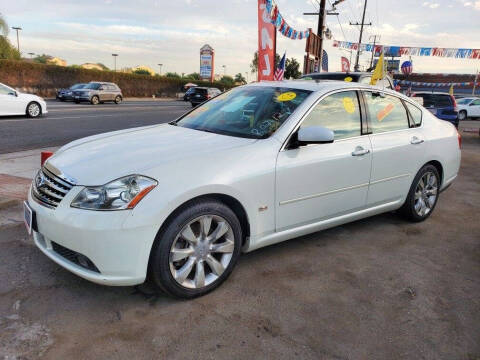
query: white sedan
[
  {"left": 0, "top": 82, "right": 47, "bottom": 117},
  {"left": 25, "top": 81, "right": 461, "bottom": 298},
  {"left": 457, "top": 97, "right": 480, "bottom": 120}
]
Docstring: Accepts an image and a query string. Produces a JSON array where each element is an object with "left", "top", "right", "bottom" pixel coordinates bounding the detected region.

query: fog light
[{"left": 76, "top": 254, "right": 90, "bottom": 269}]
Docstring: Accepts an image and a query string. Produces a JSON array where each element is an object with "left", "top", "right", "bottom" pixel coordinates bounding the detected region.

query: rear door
[
  {"left": 363, "top": 90, "right": 425, "bottom": 206},
  {"left": 469, "top": 99, "right": 480, "bottom": 116},
  {"left": 275, "top": 90, "right": 372, "bottom": 231}
]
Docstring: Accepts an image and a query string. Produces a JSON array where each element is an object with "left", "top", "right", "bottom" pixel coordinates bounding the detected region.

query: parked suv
[
  {"left": 301, "top": 72, "right": 394, "bottom": 90},
  {"left": 73, "top": 82, "right": 123, "bottom": 105},
  {"left": 190, "top": 87, "right": 222, "bottom": 107},
  {"left": 56, "top": 83, "right": 87, "bottom": 101},
  {"left": 411, "top": 92, "right": 458, "bottom": 127}
]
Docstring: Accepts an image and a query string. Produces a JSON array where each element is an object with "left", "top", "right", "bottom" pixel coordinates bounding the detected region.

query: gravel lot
[{"left": 0, "top": 132, "right": 479, "bottom": 360}]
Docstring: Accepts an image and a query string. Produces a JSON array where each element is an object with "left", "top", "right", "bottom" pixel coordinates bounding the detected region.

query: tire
[
  {"left": 114, "top": 95, "right": 122, "bottom": 104},
  {"left": 399, "top": 164, "right": 440, "bottom": 222},
  {"left": 458, "top": 110, "right": 467, "bottom": 121},
  {"left": 149, "top": 199, "right": 242, "bottom": 298},
  {"left": 90, "top": 95, "right": 99, "bottom": 105},
  {"left": 75, "top": 100, "right": 80, "bottom": 104},
  {"left": 191, "top": 103, "right": 196, "bottom": 108},
  {"left": 26, "top": 102, "right": 41, "bottom": 118}
]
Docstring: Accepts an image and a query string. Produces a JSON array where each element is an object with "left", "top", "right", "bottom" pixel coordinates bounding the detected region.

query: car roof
[
  {"left": 413, "top": 92, "right": 452, "bottom": 96},
  {"left": 303, "top": 71, "right": 370, "bottom": 77},
  {"left": 246, "top": 79, "right": 376, "bottom": 92}
]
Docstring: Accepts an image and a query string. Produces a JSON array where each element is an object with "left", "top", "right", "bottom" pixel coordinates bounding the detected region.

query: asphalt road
[{"left": 0, "top": 100, "right": 192, "bottom": 154}]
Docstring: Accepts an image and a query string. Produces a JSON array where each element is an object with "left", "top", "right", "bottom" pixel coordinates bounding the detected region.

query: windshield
[
  {"left": 84, "top": 83, "right": 101, "bottom": 90},
  {"left": 176, "top": 86, "right": 312, "bottom": 139},
  {"left": 456, "top": 98, "right": 473, "bottom": 105},
  {"left": 71, "top": 83, "right": 86, "bottom": 90}
]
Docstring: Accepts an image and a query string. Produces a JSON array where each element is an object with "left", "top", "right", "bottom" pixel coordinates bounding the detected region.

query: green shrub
[{"left": 0, "top": 60, "right": 233, "bottom": 97}]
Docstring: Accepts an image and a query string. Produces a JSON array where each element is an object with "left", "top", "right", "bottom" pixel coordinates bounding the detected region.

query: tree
[
  {"left": 185, "top": 72, "right": 201, "bottom": 80},
  {"left": 234, "top": 73, "right": 246, "bottom": 84},
  {"left": 165, "top": 72, "right": 181, "bottom": 78},
  {"left": 220, "top": 75, "right": 235, "bottom": 86},
  {"left": 133, "top": 69, "right": 151, "bottom": 76},
  {"left": 0, "top": 13, "right": 20, "bottom": 60},
  {"left": 285, "top": 58, "right": 301, "bottom": 79},
  {"left": 33, "top": 54, "right": 51, "bottom": 64},
  {"left": 0, "top": 13, "right": 8, "bottom": 37}
]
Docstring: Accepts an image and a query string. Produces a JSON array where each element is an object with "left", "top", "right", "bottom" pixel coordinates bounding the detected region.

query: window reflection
[{"left": 365, "top": 93, "right": 409, "bottom": 133}]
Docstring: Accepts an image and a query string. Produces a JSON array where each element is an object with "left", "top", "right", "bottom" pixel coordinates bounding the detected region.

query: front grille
[
  {"left": 51, "top": 242, "right": 100, "bottom": 273},
  {"left": 32, "top": 168, "right": 73, "bottom": 208}
]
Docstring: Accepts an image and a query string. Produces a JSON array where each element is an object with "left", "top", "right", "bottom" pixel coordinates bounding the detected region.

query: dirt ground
[{"left": 1, "top": 133, "right": 479, "bottom": 360}]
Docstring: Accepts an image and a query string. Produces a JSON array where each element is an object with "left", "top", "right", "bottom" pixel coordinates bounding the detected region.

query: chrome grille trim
[{"left": 32, "top": 168, "right": 74, "bottom": 209}]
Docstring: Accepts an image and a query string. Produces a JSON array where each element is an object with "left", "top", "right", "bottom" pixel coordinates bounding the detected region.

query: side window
[
  {"left": 364, "top": 92, "right": 409, "bottom": 134},
  {"left": 472, "top": 99, "right": 480, "bottom": 106},
  {"left": 0, "top": 84, "right": 13, "bottom": 95},
  {"left": 405, "top": 101, "right": 422, "bottom": 127},
  {"left": 301, "top": 91, "right": 361, "bottom": 140}
]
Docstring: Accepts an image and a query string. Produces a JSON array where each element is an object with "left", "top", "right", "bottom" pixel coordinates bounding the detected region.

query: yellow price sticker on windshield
[
  {"left": 344, "top": 76, "right": 353, "bottom": 82},
  {"left": 277, "top": 92, "right": 296, "bottom": 102},
  {"left": 343, "top": 97, "right": 355, "bottom": 114}
]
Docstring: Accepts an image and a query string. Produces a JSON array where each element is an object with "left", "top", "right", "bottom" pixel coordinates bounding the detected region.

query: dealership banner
[
  {"left": 265, "top": 0, "right": 310, "bottom": 40},
  {"left": 397, "top": 80, "right": 480, "bottom": 87},
  {"left": 333, "top": 40, "right": 480, "bottom": 59},
  {"left": 258, "top": 0, "right": 276, "bottom": 81}
]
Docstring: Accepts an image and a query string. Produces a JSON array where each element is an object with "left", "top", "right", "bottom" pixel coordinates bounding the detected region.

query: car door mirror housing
[
  {"left": 8, "top": 91, "right": 17, "bottom": 97},
  {"left": 297, "top": 126, "right": 334, "bottom": 145}
]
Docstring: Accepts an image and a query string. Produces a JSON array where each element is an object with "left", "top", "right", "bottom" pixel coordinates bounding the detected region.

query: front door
[
  {"left": 276, "top": 90, "right": 372, "bottom": 231},
  {"left": 0, "top": 84, "right": 22, "bottom": 115},
  {"left": 470, "top": 99, "right": 480, "bottom": 117}
]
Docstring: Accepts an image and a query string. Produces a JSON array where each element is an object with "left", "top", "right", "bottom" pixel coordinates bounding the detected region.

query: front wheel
[
  {"left": 458, "top": 110, "right": 467, "bottom": 121},
  {"left": 26, "top": 102, "right": 41, "bottom": 118},
  {"left": 90, "top": 95, "right": 99, "bottom": 105},
  {"left": 114, "top": 95, "right": 122, "bottom": 104},
  {"left": 399, "top": 164, "right": 440, "bottom": 222},
  {"left": 149, "top": 199, "right": 242, "bottom": 298}
]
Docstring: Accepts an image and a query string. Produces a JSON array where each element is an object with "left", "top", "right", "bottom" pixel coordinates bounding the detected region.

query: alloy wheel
[
  {"left": 169, "top": 215, "right": 234, "bottom": 289},
  {"left": 414, "top": 171, "right": 438, "bottom": 217},
  {"left": 28, "top": 103, "right": 40, "bottom": 117}
]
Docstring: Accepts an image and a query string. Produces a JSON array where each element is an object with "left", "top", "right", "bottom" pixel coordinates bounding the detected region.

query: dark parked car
[
  {"left": 190, "top": 87, "right": 222, "bottom": 107},
  {"left": 301, "top": 71, "right": 394, "bottom": 89},
  {"left": 73, "top": 82, "right": 123, "bottom": 105},
  {"left": 56, "top": 83, "right": 87, "bottom": 101},
  {"left": 412, "top": 92, "right": 458, "bottom": 127},
  {"left": 183, "top": 87, "right": 197, "bottom": 101}
]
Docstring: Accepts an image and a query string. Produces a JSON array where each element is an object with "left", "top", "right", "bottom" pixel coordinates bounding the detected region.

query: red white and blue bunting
[
  {"left": 265, "top": 0, "right": 310, "bottom": 40},
  {"left": 398, "top": 80, "right": 480, "bottom": 87},
  {"left": 333, "top": 40, "right": 480, "bottom": 59}
]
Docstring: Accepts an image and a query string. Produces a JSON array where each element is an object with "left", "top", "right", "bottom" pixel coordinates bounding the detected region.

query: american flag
[
  {"left": 274, "top": 52, "right": 286, "bottom": 81},
  {"left": 321, "top": 50, "right": 328, "bottom": 72}
]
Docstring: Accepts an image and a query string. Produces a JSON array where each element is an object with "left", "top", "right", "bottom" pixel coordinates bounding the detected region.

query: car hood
[
  {"left": 18, "top": 92, "right": 44, "bottom": 102},
  {"left": 46, "top": 124, "right": 257, "bottom": 185}
]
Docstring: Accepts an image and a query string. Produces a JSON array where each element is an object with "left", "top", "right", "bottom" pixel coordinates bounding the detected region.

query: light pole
[
  {"left": 28, "top": 52, "right": 35, "bottom": 59},
  {"left": 158, "top": 63, "right": 163, "bottom": 75},
  {"left": 222, "top": 65, "right": 226, "bottom": 76},
  {"left": 11, "top": 26, "right": 22, "bottom": 53},
  {"left": 112, "top": 53, "right": 118, "bottom": 72},
  {"left": 245, "top": 71, "right": 249, "bottom": 83}
]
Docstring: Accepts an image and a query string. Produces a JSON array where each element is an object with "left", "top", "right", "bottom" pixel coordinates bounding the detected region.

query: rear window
[
  {"left": 194, "top": 88, "right": 208, "bottom": 95},
  {"left": 415, "top": 94, "right": 453, "bottom": 108}
]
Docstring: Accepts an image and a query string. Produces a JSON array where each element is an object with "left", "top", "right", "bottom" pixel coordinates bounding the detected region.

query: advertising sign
[
  {"left": 257, "top": 0, "right": 276, "bottom": 81},
  {"left": 373, "top": 58, "right": 400, "bottom": 73},
  {"left": 200, "top": 44, "right": 214, "bottom": 82}
]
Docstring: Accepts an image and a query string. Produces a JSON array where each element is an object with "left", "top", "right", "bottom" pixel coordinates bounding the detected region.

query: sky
[{"left": 2, "top": 0, "right": 480, "bottom": 77}]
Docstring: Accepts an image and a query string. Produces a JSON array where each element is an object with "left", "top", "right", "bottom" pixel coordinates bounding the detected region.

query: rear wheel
[
  {"left": 399, "top": 164, "right": 440, "bottom": 222},
  {"left": 114, "top": 95, "right": 122, "bottom": 104},
  {"left": 458, "top": 110, "right": 467, "bottom": 121},
  {"left": 26, "top": 102, "right": 41, "bottom": 118},
  {"left": 149, "top": 199, "right": 242, "bottom": 298},
  {"left": 90, "top": 96, "right": 99, "bottom": 105}
]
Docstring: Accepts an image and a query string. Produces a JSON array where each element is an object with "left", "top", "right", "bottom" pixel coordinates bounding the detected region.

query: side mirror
[
  {"left": 470, "top": 103, "right": 475, "bottom": 106},
  {"left": 99, "top": 86, "right": 104, "bottom": 91},
  {"left": 8, "top": 91, "right": 17, "bottom": 97},
  {"left": 297, "top": 126, "right": 334, "bottom": 145}
]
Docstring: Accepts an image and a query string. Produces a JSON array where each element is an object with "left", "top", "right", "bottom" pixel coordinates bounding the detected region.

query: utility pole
[
  {"left": 350, "top": 0, "right": 371, "bottom": 71},
  {"left": 158, "top": 63, "right": 163, "bottom": 75},
  {"left": 11, "top": 26, "right": 22, "bottom": 53},
  {"left": 303, "top": 0, "right": 340, "bottom": 73},
  {"left": 473, "top": 70, "right": 479, "bottom": 95},
  {"left": 112, "top": 54, "right": 118, "bottom": 72},
  {"left": 28, "top": 52, "right": 35, "bottom": 59},
  {"left": 222, "top": 65, "right": 226, "bottom": 76},
  {"left": 369, "top": 35, "right": 380, "bottom": 69}
]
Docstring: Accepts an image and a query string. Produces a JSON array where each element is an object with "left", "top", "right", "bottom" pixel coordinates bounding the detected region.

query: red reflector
[
  {"left": 457, "top": 132, "right": 462, "bottom": 149},
  {"left": 41, "top": 151, "right": 54, "bottom": 166}
]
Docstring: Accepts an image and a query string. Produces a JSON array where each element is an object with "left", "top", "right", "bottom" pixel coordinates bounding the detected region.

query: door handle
[
  {"left": 411, "top": 136, "right": 424, "bottom": 145},
  {"left": 351, "top": 147, "right": 370, "bottom": 156}
]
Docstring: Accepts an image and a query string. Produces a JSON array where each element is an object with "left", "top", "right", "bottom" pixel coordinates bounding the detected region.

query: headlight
[{"left": 71, "top": 175, "right": 157, "bottom": 211}]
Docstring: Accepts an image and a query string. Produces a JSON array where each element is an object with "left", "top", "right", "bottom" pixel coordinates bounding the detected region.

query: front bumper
[{"left": 27, "top": 186, "right": 158, "bottom": 286}]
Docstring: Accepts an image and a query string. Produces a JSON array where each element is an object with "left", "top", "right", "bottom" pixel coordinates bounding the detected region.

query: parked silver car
[{"left": 73, "top": 82, "right": 123, "bottom": 105}]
